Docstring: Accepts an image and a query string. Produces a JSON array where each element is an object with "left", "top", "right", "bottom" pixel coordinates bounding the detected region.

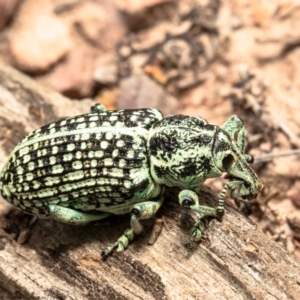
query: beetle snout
[
  {"left": 229, "top": 172, "right": 262, "bottom": 201},
  {"left": 243, "top": 179, "right": 262, "bottom": 199},
  {"left": 227, "top": 157, "right": 262, "bottom": 199}
]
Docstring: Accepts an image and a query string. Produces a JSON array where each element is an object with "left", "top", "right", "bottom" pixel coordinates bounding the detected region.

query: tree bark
[{"left": 0, "top": 62, "right": 299, "bottom": 300}]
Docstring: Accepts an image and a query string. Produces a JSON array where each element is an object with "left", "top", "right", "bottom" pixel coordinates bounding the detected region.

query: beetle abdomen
[{"left": 0, "top": 109, "right": 162, "bottom": 215}]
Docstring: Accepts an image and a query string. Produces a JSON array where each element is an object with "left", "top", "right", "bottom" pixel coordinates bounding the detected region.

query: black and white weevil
[{"left": 0, "top": 104, "right": 262, "bottom": 257}]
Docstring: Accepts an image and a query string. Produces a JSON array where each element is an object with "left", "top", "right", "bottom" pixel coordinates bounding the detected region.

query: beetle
[{"left": 0, "top": 104, "right": 262, "bottom": 257}]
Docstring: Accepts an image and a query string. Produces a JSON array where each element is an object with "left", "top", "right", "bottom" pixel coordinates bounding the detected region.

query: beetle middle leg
[{"left": 101, "top": 197, "right": 164, "bottom": 258}]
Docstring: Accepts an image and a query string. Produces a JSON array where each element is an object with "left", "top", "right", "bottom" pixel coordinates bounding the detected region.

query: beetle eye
[{"left": 222, "top": 153, "right": 234, "bottom": 169}]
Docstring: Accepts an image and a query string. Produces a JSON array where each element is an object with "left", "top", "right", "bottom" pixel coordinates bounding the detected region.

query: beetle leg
[
  {"left": 179, "top": 190, "right": 222, "bottom": 248},
  {"left": 101, "top": 197, "right": 164, "bottom": 258},
  {"left": 185, "top": 217, "right": 210, "bottom": 249},
  {"left": 101, "top": 228, "right": 135, "bottom": 259},
  {"left": 90, "top": 103, "right": 106, "bottom": 113},
  {"left": 179, "top": 190, "right": 218, "bottom": 217},
  {"left": 219, "top": 180, "right": 253, "bottom": 216},
  {"left": 48, "top": 204, "right": 110, "bottom": 224}
]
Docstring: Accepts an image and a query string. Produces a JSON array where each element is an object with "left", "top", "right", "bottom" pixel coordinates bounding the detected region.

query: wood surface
[{"left": 0, "top": 63, "right": 299, "bottom": 300}]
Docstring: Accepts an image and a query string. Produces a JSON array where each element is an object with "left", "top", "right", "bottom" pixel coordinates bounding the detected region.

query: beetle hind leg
[
  {"left": 102, "top": 197, "right": 164, "bottom": 258},
  {"left": 90, "top": 103, "right": 106, "bottom": 113},
  {"left": 47, "top": 204, "right": 110, "bottom": 225}
]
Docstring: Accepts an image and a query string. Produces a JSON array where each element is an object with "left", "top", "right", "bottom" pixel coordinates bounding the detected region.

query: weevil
[{"left": 0, "top": 104, "right": 262, "bottom": 257}]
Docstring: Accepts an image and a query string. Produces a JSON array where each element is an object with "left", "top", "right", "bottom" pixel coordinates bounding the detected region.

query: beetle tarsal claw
[
  {"left": 101, "top": 244, "right": 118, "bottom": 258},
  {"left": 185, "top": 239, "right": 194, "bottom": 249},
  {"left": 185, "top": 219, "right": 206, "bottom": 249}
]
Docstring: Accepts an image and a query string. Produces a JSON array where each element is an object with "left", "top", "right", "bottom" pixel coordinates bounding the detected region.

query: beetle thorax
[{"left": 148, "top": 115, "right": 221, "bottom": 190}]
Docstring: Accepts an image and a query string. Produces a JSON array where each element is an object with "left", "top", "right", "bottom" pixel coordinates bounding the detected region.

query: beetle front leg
[
  {"left": 102, "top": 197, "right": 164, "bottom": 258},
  {"left": 218, "top": 181, "right": 252, "bottom": 214},
  {"left": 179, "top": 190, "right": 220, "bottom": 248}
]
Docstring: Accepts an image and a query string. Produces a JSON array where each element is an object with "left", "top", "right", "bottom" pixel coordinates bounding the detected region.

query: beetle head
[{"left": 212, "top": 129, "right": 262, "bottom": 200}]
